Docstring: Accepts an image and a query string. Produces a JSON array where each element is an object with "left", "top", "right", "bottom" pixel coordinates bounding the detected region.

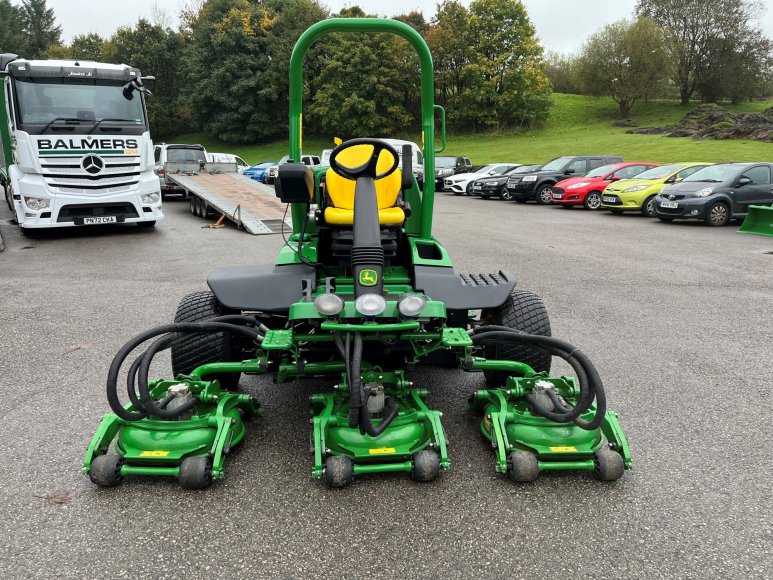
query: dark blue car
[{"left": 244, "top": 162, "right": 276, "bottom": 182}]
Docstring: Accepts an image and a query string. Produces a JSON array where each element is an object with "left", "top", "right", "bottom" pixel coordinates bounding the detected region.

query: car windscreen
[
  {"left": 436, "top": 157, "right": 457, "bottom": 168},
  {"left": 512, "top": 164, "right": 541, "bottom": 174},
  {"left": 586, "top": 164, "right": 620, "bottom": 178},
  {"left": 167, "top": 148, "right": 206, "bottom": 162},
  {"left": 630, "top": 164, "right": 682, "bottom": 180},
  {"left": 539, "top": 157, "right": 574, "bottom": 171},
  {"left": 682, "top": 164, "right": 737, "bottom": 183},
  {"left": 13, "top": 77, "right": 146, "bottom": 135},
  {"left": 475, "top": 165, "right": 498, "bottom": 174}
]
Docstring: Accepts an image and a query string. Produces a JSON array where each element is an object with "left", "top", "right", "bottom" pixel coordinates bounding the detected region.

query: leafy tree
[
  {"left": 19, "top": 0, "right": 61, "bottom": 58},
  {"left": 426, "top": 1, "right": 471, "bottom": 105},
  {"left": 576, "top": 17, "right": 668, "bottom": 116},
  {"left": 545, "top": 51, "right": 581, "bottom": 94},
  {"left": 70, "top": 33, "right": 104, "bottom": 62},
  {"left": 0, "top": 0, "right": 25, "bottom": 54}
]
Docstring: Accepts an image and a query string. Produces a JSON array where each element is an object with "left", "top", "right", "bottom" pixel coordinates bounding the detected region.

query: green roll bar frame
[{"left": 288, "top": 18, "right": 439, "bottom": 239}]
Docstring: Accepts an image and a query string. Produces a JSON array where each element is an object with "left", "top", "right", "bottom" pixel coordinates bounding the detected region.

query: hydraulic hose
[
  {"left": 106, "top": 319, "right": 263, "bottom": 421},
  {"left": 470, "top": 326, "right": 606, "bottom": 430}
]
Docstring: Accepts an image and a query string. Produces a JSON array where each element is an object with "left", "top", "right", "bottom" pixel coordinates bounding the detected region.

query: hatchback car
[
  {"left": 472, "top": 166, "right": 530, "bottom": 200},
  {"left": 551, "top": 162, "right": 659, "bottom": 210},
  {"left": 445, "top": 164, "right": 519, "bottom": 195},
  {"left": 435, "top": 156, "right": 472, "bottom": 190},
  {"left": 244, "top": 162, "right": 276, "bottom": 182},
  {"left": 600, "top": 162, "right": 712, "bottom": 217},
  {"left": 654, "top": 162, "right": 773, "bottom": 226}
]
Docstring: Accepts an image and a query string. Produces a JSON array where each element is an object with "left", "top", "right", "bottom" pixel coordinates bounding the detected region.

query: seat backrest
[{"left": 325, "top": 144, "right": 402, "bottom": 210}]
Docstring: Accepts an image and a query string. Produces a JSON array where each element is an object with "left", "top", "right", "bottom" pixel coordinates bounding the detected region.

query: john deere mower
[{"left": 84, "top": 18, "right": 631, "bottom": 489}]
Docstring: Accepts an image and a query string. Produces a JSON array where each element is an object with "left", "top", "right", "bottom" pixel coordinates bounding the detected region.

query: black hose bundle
[
  {"left": 107, "top": 317, "right": 264, "bottom": 422},
  {"left": 470, "top": 325, "right": 606, "bottom": 430},
  {"left": 334, "top": 332, "right": 399, "bottom": 437}
]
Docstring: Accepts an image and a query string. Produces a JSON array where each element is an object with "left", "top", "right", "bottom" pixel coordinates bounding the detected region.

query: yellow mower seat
[{"left": 324, "top": 145, "right": 405, "bottom": 226}]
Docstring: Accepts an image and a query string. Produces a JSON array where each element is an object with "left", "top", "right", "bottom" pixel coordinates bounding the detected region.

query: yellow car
[{"left": 601, "top": 162, "right": 712, "bottom": 216}]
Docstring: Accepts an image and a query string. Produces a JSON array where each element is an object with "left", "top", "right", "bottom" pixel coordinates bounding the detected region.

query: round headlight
[
  {"left": 354, "top": 293, "right": 387, "bottom": 317},
  {"left": 397, "top": 293, "right": 427, "bottom": 317},
  {"left": 313, "top": 293, "right": 344, "bottom": 316}
]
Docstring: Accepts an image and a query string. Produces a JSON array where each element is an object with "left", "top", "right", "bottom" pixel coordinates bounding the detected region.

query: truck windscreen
[{"left": 13, "top": 78, "right": 146, "bottom": 135}]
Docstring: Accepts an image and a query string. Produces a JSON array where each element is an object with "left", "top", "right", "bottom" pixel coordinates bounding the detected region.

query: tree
[
  {"left": 576, "top": 17, "right": 668, "bottom": 116},
  {"left": 545, "top": 51, "right": 581, "bottom": 94},
  {"left": 636, "top": 0, "right": 768, "bottom": 105},
  {"left": 19, "top": 0, "right": 61, "bottom": 58},
  {"left": 70, "top": 33, "right": 104, "bottom": 62},
  {"left": 426, "top": 1, "right": 471, "bottom": 105},
  {"left": 0, "top": 0, "right": 25, "bottom": 54}
]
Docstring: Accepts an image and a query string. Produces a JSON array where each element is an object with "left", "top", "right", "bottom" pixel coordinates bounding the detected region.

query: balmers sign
[{"left": 38, "top": 138, "right": 140, "bottom": 151}]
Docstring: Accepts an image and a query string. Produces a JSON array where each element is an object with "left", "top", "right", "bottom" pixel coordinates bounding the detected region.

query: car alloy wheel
[
  {"left": 499, "top": 185, "right": 513, "bottom": 200},
  {"left": 538, "top": 186, "right": 553, "bottom": 204},
  {"left": 707, "top": 203, "right": 729, "bottom": 226},
  {"left": 584, "top": 192, "right": 601, "bottom": 210}
]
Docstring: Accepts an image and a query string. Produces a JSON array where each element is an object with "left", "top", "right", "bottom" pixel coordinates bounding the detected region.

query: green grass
[{"left": 174, "top": 93, "right": 773, "bottom": 166}]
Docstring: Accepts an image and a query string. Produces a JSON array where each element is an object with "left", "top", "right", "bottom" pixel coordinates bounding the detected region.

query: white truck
[{"left": 0, "top": 54, "right": 162, "bottom": 233}]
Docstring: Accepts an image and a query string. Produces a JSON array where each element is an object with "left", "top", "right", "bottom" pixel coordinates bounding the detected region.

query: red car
[{"left": 551, "top": 162, "right": 660, "bottom": 210}]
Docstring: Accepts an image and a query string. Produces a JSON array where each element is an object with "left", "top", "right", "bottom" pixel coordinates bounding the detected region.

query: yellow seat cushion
[{"left": 324, "top": 143, "right": 405, "bottom": 226}]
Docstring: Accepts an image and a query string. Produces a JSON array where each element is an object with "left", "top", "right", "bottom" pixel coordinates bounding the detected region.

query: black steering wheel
[{"left": 328, "top": 138, "right": 400, "bottom": 181}]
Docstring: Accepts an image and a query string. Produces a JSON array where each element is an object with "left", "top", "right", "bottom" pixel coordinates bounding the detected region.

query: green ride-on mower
[{"left": 84, "top": 18, "right": 631, "bottom": 489}]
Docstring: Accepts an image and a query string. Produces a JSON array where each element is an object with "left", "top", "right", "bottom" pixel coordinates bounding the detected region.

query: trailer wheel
[
  {"left": 481, "top": 289, "right": 552, "bottom": 387},
  {"left": 171, "top": 291, "right": 242, "bottom": 390},
  {"left": 189, "top": 196, "right": 196, "bottom": 215}
]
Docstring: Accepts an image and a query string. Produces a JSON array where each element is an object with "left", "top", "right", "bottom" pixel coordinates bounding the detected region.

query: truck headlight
[
  {"left": 142, "top": 192, "right": 160, "bottom": 204},
  {"left": 397, "top": 293, "right": 427, "bottom": 317},
  {"left": 23, "top": 196, "right": 49, "bottom": 211},
  {"left": 355, "top": 293, "right": 386, "bottom": 317},
  {"left": 313, "top": 293, "right": 344, "bottom": 316}
]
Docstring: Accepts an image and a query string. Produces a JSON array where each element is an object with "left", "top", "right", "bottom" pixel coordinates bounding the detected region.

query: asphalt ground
[{"left": 0, "top": 191, "right": 771, "bottom": 579}]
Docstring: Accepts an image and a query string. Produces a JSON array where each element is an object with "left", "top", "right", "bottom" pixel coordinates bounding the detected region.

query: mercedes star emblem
[{"left": 82, "top": 155, "right": 104, "bottom": 175}]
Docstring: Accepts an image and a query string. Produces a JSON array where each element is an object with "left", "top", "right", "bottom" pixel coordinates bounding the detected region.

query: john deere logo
[{"left": 359, "top": 269, "right": 378, "bottom": 286}]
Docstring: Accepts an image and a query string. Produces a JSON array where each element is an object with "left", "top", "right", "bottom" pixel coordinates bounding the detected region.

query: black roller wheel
[
  {"left": 178, "top": 456, "right": 213, "bottom": 489},
  {"left": 498, "top": 185, "right": 514, "bottom": 201},
  {"left": 89, "top": 454, "right": 124, "bottom": 487},
  {"left": 189, "top": 195, "right": 196, "bottom": 215},
  {"left": 536, "top": 185, "right": 553, "bottom": 205},
  {"left": 705, "top": 202, "right": 730, "bottom": 226},
  {"left": 411, "top": 449, "right": 441, "bottom": 482},
  {"left": 641, "top": 195, "right": 657, "bottom": 217},
  {"left": 171, "top": 291, "right": 242, "bottom": 390},
  {"left": 508, "top": 451, "right": 539, "bottom": 482},
  {"left": 481, "top": 289, "right": 552, "bottom": 387},
  {"left": 324, "top": 455, "right": 353, "bottom": 488},
  {"left": 137, "top": 221, "right": 156, "bottom": 229},
  {"left": 593, "top": 447, "right": 624, "bottom": 481},
  {"left": 583, "top": 191, "right": 602, "bottom": 210}
]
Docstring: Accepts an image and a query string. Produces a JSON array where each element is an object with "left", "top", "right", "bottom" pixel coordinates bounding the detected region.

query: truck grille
[{"left": 41, "top": 156, "right": 141, "bottom": 194}]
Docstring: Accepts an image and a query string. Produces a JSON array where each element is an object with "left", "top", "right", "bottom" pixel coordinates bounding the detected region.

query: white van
[
  {"left": 380, "top": 139, "right": 425, "bottom": 186},
  {"left": 206, "top": 152, "right": 249, "bottom": 173}
]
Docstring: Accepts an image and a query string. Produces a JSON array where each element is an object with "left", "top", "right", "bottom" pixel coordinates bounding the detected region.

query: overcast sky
[{"left": 50, "top": 0, "right": 773, "bottom": 55}]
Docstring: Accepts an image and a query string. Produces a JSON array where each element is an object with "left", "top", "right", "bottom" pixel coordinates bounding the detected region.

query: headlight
[
  {"left": 355, "top": 293, "right": 387, "bottom": 317},
  {"left": 23, "top": 196, "right": 49, "bottom": 211},
  {"left": 397, "top": 293, "right": 427, "bottom": 317},
  {"left": 566, "top": 182, "right": 590, "bottom": 189},
  {"left": 313, "top": 293, "right": 344, "bottom": 316},
  {"left": 142, "top": 192, "right": 160, "bottom": 204},
  {"left": 623, "top": 185, "right": 647, "bottom": 192},
  {"left": 522, "top": 175, "right": 537, "bottom": 182},
  {"left": 694, "top": 187, "right": 714, "bottom": 197}
]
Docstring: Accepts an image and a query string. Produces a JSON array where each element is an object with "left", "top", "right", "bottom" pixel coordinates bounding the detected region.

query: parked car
[
  {"left": 445, "top": 163, "right": 520, "bottom": 195},
  {"left": 206, "top": 152, "right": 249, "bottom": 173},
  {"left": 265, "top": 154, "right": 322, "bottom": 184},
  {"left": 506, "top": 155, "right": 624, "bottom": 204},
  {"left": 471, "top": 166, "right": 530, "bottom": 200},
  {"left": 601, "top": 162, "right": 711, "bottom": 216},
  {"left": 244, "top": 162, "right": 276, "bottom": 182},
  {"left": 435, "top": 155, "right": 472, "bottom": 190},
  {"left": 551, "top": 162, "right": 660, "bottom": 210},
  {"left": 153, "top": 143, "right": 207, "bottom": 196},
  {"left": 653, "top": 162, "right": 773, "bottom": 226}
]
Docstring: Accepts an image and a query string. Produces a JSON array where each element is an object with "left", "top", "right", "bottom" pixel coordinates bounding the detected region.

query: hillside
[{"left": 174, "top": 94, "right": 773, "bottom": 165}]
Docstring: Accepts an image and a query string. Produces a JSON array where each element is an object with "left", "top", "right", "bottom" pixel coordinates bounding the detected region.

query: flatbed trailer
[{"left": 164, "top": 162, "right": 291, "bottom": 235}]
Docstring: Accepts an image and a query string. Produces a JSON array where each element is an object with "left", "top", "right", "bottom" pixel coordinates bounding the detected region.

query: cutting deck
[{"left": 165, "top": 162, "right": 291, "bottom": 234}]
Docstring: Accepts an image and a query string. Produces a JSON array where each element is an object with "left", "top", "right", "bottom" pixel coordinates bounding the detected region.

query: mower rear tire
[
  {"left": 508, "top": 451, "right": 539, "bottom": 482},
  {"left": 482, "top": 289, "right": 552, "bottom": 387},
  {"left": 89, "top": 454, "right": 124, "bottom": 487},
  {"left": 411, "top": 449, "right": 441, "bottom": 482},
  {"left": 592, "top": 447, "right": 624, "bottom": 481},
  {"left": 324, "top": 455, "right": 354, "bottom": 488},
  {"left": 171, "top": 291, "right": 242, "bottom": 390},
  {"left": 178, "top": 456, "right": 213, "bottom": 490}
]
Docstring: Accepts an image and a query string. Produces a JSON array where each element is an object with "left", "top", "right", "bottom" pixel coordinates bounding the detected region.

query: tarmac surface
[{"left": 0, "top": 192, "right": 771, "bottom": 579}]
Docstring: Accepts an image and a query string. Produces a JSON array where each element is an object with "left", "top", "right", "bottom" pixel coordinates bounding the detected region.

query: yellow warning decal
[
  {"left": 549, "top": 446, "right": 577, "bottom": 452},
  {"left": 368, "top": 447, "right": 396, "bottom": 455},
  {"left": 139, "top": 450, "right": 170, "bottom": 457}
]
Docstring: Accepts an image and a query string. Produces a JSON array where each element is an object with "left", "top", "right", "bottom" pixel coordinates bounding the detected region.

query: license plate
[
  {"left": 83, "top": 216, "right": 117, "bottom": 224},
  {"left": 660, "top": 201, "right": 678, "bottom": 209},
  {"left": 553, "top": 193, "right": 563, "bottom": 199},
  {"left": 602, "top": 196, "right": 616, "bottom": 203}
]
